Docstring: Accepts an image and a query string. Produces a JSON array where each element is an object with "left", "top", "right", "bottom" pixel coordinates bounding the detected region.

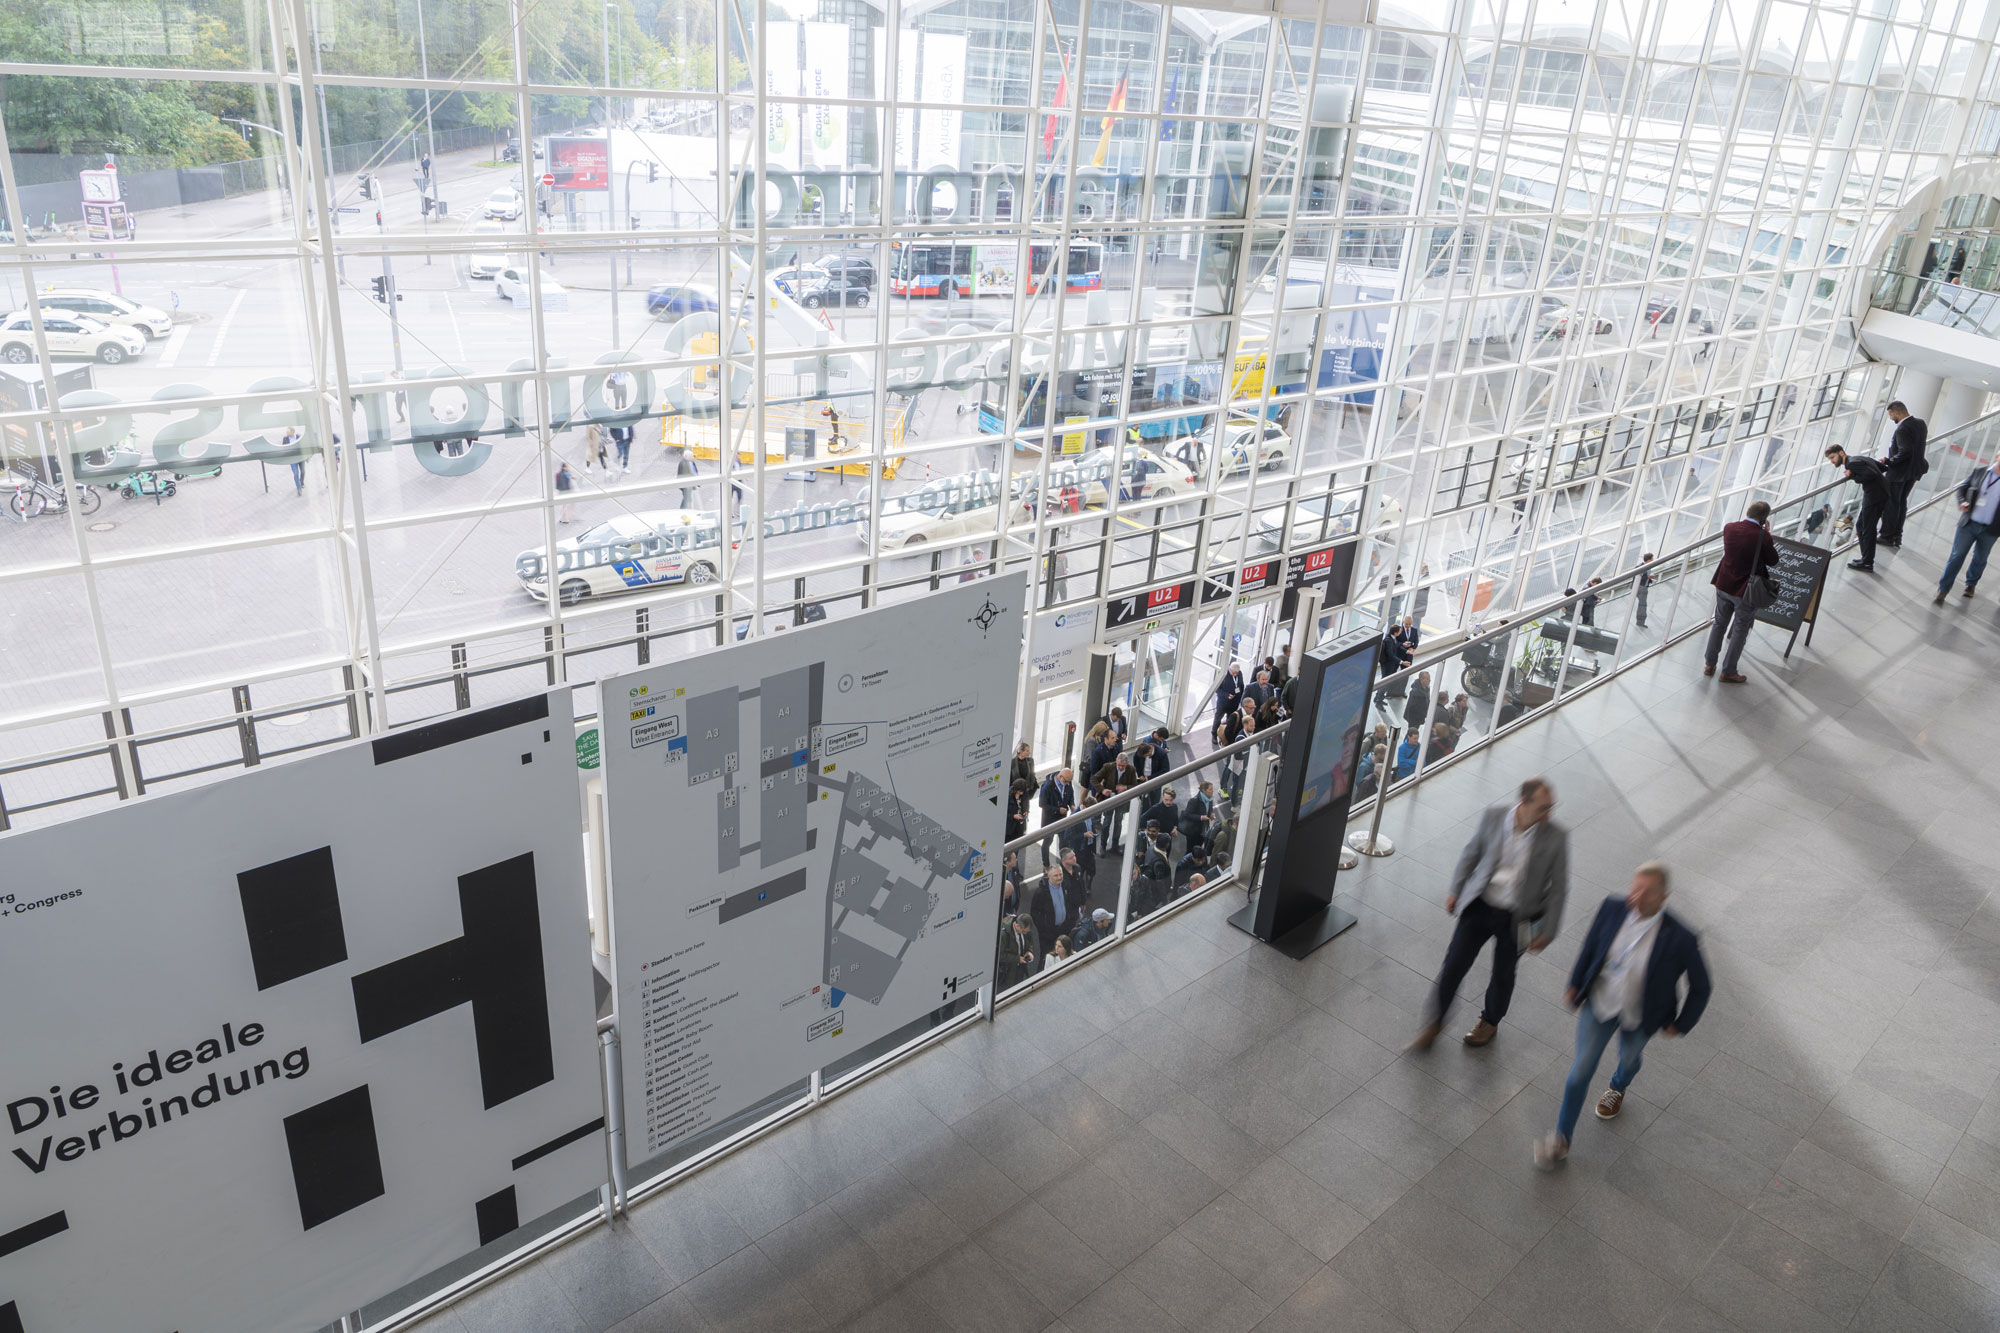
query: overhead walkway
[
  {"left": 403, "top": 491, "right": 2000, "bottom": 1333},
  {"left": 1862, "top": 267, "right": 2000, "bottom": 395}
]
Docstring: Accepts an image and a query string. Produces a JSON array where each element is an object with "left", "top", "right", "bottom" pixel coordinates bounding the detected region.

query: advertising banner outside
[
  {"left": 0, "top": 693, "right": 605, "bottom": 1333},
  {"left": 802, "top": 22, "right": 850, "bottom": 171},
  {"left": 764, "top": 21, "right": 802, "bottom": 173},
  {"left": 548, "top": 137, "right": 609, "bottom": 190},
  {"left": 602, "top": 579, "right": 1025, "bottom": 1163},
  {"left": 920, "top": 32, "right": 966, "bottom": 169}
]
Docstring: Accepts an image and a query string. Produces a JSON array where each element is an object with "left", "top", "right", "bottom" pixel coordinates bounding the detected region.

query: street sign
[
  {"left": 337, "top": 206, "right": 360, "bottom": 213},
  {"left": 541, "top": 173, "right": 556, "bottom": 187}
]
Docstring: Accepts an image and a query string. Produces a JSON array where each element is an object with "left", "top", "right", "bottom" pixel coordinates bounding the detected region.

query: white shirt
[
  {"left": 1479, "top": 814, "right": 1536, "bottom": 911},
  {"left": 1591, "top": 909, "right": 1663, "bottom": 1028}
]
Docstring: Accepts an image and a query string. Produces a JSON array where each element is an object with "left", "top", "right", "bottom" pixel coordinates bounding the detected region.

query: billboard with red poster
[{"left": 547, "top": 137, "right": 609, "bottom": 190}]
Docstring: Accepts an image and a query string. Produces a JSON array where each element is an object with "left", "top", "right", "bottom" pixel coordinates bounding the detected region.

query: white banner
[
  {"left": 0, "top": 692, "right": 604, "bottom": 1333},
  {"left": 764, "top": 21, "right": 801, "bottom": 173},
  {"left": 1030, "top": 604, "right": 1099, "bottom": 691},
  {"left": 802, "top": 22, "right": 849, "bottom": 171},
  {"left": 919, "top": 32, "right": 966, "bottom": 170},
  {"left": 892, "top": 31, "right": 918, "bottom": 170},
  {"left": 604, "top": 579, "right": 1025, "bottom": 1162}
]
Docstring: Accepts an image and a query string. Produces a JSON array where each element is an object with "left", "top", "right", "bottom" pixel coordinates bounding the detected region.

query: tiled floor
[{"left": 409, "top": 495, "right": 2000, "bottom": 1333}]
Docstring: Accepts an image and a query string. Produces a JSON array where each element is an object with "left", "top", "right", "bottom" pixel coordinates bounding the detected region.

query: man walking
[
  {"left": 1409, "top": 778, "right": 1568, "bottom": 1050},
  {"left": 1535, "top": 863, "right": 1710, "bottom": 1169},
  {"left": 1703, "top": 500, "right": 1779, "bottom": 684},
  {"left": 1937, "top": 453, "right": 2000, "bottom": 604},
  {"left": 1635, "top": 554, "right": 1654, "bottom": 628},
  {"left": 1826, "top": 444, "right": 1889, "bottom": 570},
  {"left": 1029, "top": 862, "right": 1078, "bottom": 971},
  {"left": 1881, "top": 400, "right": 1929, "bottom": 548}
]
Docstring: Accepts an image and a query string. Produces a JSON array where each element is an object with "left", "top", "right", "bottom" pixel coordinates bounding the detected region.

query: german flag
[{"left": 1091, "top": 59, "right": 1130, "bottom": 167}]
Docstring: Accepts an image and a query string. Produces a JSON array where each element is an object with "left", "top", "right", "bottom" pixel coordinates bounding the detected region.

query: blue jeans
[
  {"left": 1938, "top": 520, "right": 1997, "bottom": 594},
  {"left": 1557, "top": 1007, "right": 1652, "bottom": 1142}
]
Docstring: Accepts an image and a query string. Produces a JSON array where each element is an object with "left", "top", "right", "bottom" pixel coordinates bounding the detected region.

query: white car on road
[
  {"left": 1165, "top": 417, "right": 1291, "bottom": 476},
  {"left": 468, "top": 221, "right": 512, "bottom": 279},
  {"left": 494, "top": 265, "right": 568, "bottom": 309},
  {"left": 859, "top": 491, "right": 1034, "bottom": 550},
  {"left": 34, "top": 288, "right": 173, "bottom": 339},
  {"left": 517, "top": 510, "right": 733, "bottom": 605},
  {"left": 483, "top": 188, "right": 524, "bottom": 220},
  {"left": 0, "top": 310, "right": 148, "bottom": 364}
]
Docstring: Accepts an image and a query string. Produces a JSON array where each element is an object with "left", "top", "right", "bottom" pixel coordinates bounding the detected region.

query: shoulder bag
[{"left": 1739, "top": 531, "right": 1778, "bottom": 612}]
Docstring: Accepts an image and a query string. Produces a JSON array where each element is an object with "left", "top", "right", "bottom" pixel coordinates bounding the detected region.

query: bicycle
[{"left": 7, "top": 465, "right": 102, "bottom": 519}]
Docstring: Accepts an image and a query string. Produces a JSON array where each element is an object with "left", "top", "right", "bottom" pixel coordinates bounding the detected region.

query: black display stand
[{"left": 1225, "top": 628, "right": 1376, "bottom": 959}]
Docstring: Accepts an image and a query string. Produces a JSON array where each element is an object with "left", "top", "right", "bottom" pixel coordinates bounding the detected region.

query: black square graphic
[
  {"left": 237, "top": 846, "right": 348, "bottom": 990},
  {"left": 475, "top": 1186, "right": 519, "bottom": 1246},
  {"left": 284, "top": 1085, "right": 386, "bottom": 1230}
]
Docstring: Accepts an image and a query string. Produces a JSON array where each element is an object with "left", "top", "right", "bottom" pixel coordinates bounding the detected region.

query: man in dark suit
[
  {"left": 1826, "top": 444, "right": 1889, "bottom": 570},
  {"left": 997, "top": 913, "right": 1041, "bottom": 988},
  {"left": 1038, "top": 768, "right": 1076, "bottom": 859},
  {"left": 1375, "top": 617, "right": 1414, "bottom": 708},
  {"left": 1178, "top": 780, "right": 1215, "bottom": 854},
  {"left": 1880, "top": 400, "right": 1928, "bottom": 548},
  {"left": 1029, "top": 863, "right": 1078, "bottom": 969},
  {"left": 1703, "top": 500, "right": 1780, "bottom": 683},
  {"left": 1936, "top": 453, "right": 2000, "bottom": 604},
  {"left": 1536, "top": 863, "right": 1710, "bottom": 1169},
  {"left": 1410, "top": 778, "right": 1568, "bottom": 1050},
  {"left": 1403, "top": 669, "right": 1432, "bottom": 734},
  {"left": 1211, "top": 666, "right": 1245, "bottom": 728}
]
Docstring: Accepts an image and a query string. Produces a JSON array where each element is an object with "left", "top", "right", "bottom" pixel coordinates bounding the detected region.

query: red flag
[{"left": 1042, "top": 45, "right": 1070, "bottom": 161}]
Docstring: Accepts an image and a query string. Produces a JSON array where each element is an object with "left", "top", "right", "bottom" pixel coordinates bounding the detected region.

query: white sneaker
[{"left": 1533, "top": 1134, "right": 1569, "bottom": 1171}]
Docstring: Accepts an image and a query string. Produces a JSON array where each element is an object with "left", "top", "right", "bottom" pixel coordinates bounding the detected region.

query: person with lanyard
[
  {"left": 1536, "top": 862, "right": 1710, "bottom": 1170},
  {"left": 1408, "top": 777, "right": 1568, "bottom": 1051},
  {"left": 1935, "top": 451, "right": 2000, "bottom": 605}
]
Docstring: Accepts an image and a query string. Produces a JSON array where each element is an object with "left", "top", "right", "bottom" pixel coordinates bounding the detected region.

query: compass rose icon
[{"left": 968, "top": 596, "right": 1004, "bottom": 637}]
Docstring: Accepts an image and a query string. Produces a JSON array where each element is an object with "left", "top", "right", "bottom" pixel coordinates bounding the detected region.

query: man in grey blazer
[{"left": 1409, "top": 777, "right": 1568, "bottom": 1049}]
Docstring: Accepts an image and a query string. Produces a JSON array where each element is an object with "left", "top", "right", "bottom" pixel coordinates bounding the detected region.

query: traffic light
[
  {"left": 647, "top": 162, "right": 658, "bottom": 183},
  {"left": 358, "top": 174, "right": 374, "bottom": 199},
  {"left": 419, "top": 195, "right": 434, "bottom": 217},
  {"left": 370, "top": 276, "right": 394, "bottom": 303}
]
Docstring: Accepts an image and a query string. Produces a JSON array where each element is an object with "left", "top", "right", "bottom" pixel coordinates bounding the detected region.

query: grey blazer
[{"left": 1450, "top": 802, "right": 1569, "bottom": 945}]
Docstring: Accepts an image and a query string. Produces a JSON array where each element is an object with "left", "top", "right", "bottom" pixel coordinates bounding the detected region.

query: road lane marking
[
  {"left": 204, "top": 289, "right": 247, "bottom": 367},
  {"left": 155, "top": 325, "right": 191, "bottom": 369},
  {"left": 445, "top": 289, "right": 467, "bottom": 359}
]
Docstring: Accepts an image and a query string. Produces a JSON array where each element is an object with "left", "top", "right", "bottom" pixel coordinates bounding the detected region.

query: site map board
[
  {"left": 602, "top": 577, "right": 1025, "bottom": 1163},
  {"left": 0, "top": 692, "right": 606, "bottom": 1333}
]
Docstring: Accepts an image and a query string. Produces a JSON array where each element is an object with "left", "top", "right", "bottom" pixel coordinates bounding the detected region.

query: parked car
[
  {"left": 34, "top": 288, "right": 173, "bottom": 339},
  {"left": 796, "top": 271, "right": 871, "bottom": 309},
  {"left": 517, "top": 510, "right": 732, "bottom": 604},
  {"left": 468, "top": 221, "right": 512, "bottom": 279},
  {"left": 647, "top": 282, "right": 721, "bottom": 320},
  {"left": 1165, "top": 417, "right": 1291, "bottom": 475},
  {"left": 483, "top": 188, "right": 524, "bottom": 220},
  {"left": 0, "top": 311, "right": 147, "bottom": 364},
  {"left": 494, "top": 265, "right": 567, "bottom": 306},
  {"left": 858, "top": 491, "right": 1032, "bottom": 549},
  {"left": 812, "top": 252, "right": 876, "bottom": 288}
]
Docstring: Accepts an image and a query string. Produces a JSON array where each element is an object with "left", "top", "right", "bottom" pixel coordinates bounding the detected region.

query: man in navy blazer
[{"left": 1536, "top": 862, "right": 1711, "bottom": 1169}]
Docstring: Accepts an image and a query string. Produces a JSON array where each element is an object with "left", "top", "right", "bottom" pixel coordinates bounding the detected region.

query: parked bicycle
[{"left": 7, "top": 464, "right": 102, "bottom": 519}]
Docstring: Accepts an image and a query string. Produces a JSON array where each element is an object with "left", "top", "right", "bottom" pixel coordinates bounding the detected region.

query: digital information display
[{"left": 1294, "top": 645, "right": 1375, "bottom": 822}]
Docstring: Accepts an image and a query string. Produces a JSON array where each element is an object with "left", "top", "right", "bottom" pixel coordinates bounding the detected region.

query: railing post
[
  {"left": 450, "top": 643, "right": 472, "bottom": 710},
  {"left": 234, "top": 683, "right": 261, "bottom": 767}
]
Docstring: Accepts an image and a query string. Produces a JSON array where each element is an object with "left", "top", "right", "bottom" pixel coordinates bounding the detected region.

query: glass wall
[{"left": 2, "top": 0, "right": 1991, "bottom": 821}]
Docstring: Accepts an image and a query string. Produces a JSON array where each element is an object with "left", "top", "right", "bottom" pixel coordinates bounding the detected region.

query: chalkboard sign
[{"left": 1753, "top": 535, "right": 1831, "bottom": 656}]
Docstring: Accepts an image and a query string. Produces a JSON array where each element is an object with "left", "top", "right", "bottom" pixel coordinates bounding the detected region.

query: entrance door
[
  {"left": 1177, "top": 596, "right": 1282, "bottom": 733},
  {"left": 1111, "top": 617, "right": 1185, "bottom": 737}
]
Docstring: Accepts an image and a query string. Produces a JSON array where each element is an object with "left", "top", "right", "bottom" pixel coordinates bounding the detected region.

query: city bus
[{"left": 888, "top": 238, "right": 1104, "bottom": 298}]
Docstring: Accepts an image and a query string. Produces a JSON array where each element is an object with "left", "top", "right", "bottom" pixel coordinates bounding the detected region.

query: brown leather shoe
[
  {"left": 1596, "top": 1088, "right": 1624, "bottom": 1119},
  {"left": 1719, "top": 673, "right": 1747, "bottom": 684},
  {"left": 1702, "top": 665, "right": 1716, "bottom": 677},
  {"left": 1463, "top": 1020, "right": 1497, "bottom": 1047},
  {"left": 1405, "top": 1020, "right": 1441, "bottom": 1052}
]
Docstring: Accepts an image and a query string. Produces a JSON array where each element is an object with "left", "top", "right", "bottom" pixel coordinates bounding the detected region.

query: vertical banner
[
  {"left": 764, "top": 21, "right": 802, "bottom": 173},
  {"left": 603, "top": 579, "right": 1026, "bottom": 1163},
  {"left": 893, "top": 32, "right": 919, "bottom": 171},
  {"left": 802, "top": 22, "right": 850, "bottom": 171},
  {"left": 0, "top": 693, "right": 605, "bottom": 1333},
  {"left": 920, "top": 32, "right": 966, "bottom": 168}
]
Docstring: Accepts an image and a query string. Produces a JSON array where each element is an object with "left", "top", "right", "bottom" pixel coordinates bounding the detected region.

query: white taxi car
[
  {"left": 35, "top": 288, "right": 173, "bottom": 339},
  {"left": 468, "top": 221, "right": 512, "bottom": 279},
  {"left": 483, "top": 187, "right": 524, "bottom": 220},
  {"left": 517, "top": 510, "right": 730, "bottom": 605},
  {"left": 858, "top": 491, "right": 1034, "bottom": 550},
  {"left": 1165, "top": 417, "right": 1290, "bottom": 476},
  {"left": 0, "top": 310, "right": 148, "bottom": 364},
  {"left": 495, "top": 265, "right": 569, "bottom": 310}
]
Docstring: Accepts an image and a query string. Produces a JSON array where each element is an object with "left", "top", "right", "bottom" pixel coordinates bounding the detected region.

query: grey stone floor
[{"left": 410, "top": 494, "right": 2000, "bottom": 1333}]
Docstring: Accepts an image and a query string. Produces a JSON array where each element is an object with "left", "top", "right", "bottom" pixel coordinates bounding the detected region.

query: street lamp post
[
  {"left": 604, "top": 0, "right": 619, "bottom": 345},
  {"left": 416, "top": 0, "right": 438, "bottom": 264},
  {"left": 224, "top": 118, "right": 292, "bottom": 221}
]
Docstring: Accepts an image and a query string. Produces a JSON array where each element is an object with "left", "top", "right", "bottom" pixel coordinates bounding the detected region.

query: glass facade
[{"left": 0, "top": 0, "right": 1989, "bottom": 822}]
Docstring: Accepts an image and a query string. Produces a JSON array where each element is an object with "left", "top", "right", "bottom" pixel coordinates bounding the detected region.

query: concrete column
[
  {"left": 1932, "top": 379, "right": 1991, "bottom": 436},
  {"left": 1878, "top": 366, "right": 1944, "bottom": 453}
]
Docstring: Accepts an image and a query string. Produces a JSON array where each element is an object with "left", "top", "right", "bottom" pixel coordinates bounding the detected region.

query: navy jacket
[{"left": 1567, "top": 898, "right": 1712, "bottom": 1036}]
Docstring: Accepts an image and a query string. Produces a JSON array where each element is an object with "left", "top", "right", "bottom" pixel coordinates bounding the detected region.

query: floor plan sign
[{"left": 604, "top": 577, "right": 1024, "bottom": 1161}]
